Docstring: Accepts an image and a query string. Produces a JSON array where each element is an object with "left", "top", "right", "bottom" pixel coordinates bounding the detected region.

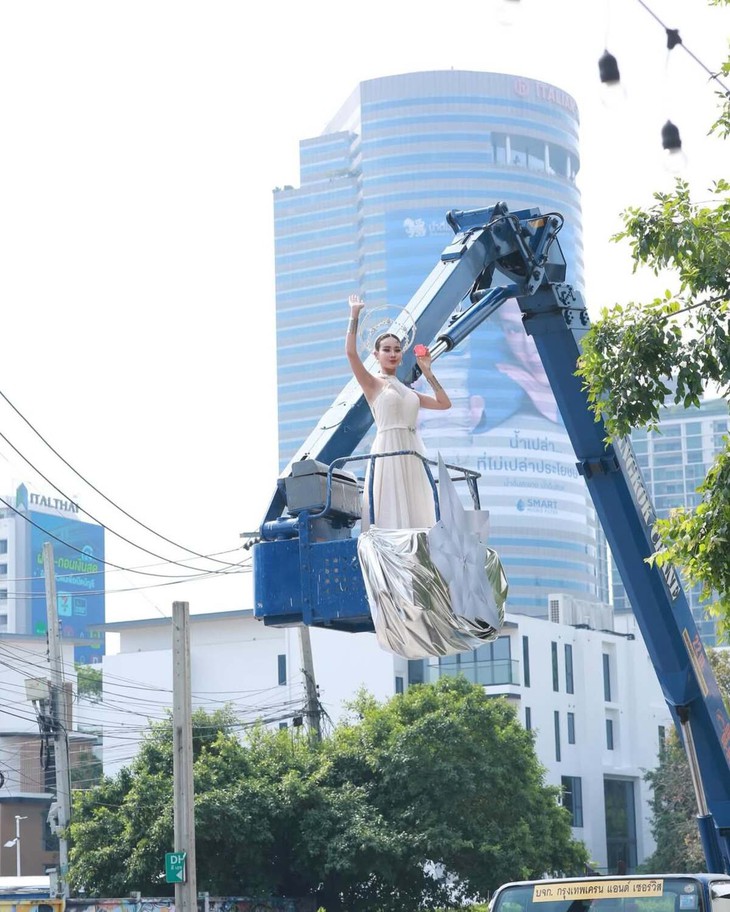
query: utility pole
[
  {"left": 298, "top": 625, "right": 321, "bottom": 742},
  {"left": 172, "top": 602, "right": 197, "bottom": 912},
  {"left": 43, "top": 542, "right": 71, "bottom": 898}
]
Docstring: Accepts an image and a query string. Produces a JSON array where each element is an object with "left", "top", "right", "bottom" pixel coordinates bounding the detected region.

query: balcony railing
[{"left": 426, "top": 659, "right": 520, "bottom": 687}]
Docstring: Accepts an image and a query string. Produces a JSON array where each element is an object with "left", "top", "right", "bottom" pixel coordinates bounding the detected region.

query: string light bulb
[
  {"left": 496, "top": 0, "right": 524, "bottom": 27},
  {"left": 598, "top": 50, "right": 621, "bottom": 85},
  {"left": 660, "top": 120, "right": 687, "bottom": 173},
  {"left": 661, "top": 120, "right": 681, "bottom": 151},
  {"left": 598, "top": 50, "right": 626, "bottom": 107}
]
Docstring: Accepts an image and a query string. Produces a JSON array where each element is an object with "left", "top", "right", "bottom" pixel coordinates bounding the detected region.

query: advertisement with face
[{"left": 386, "top": 210, "right": 601, "bottom": 613}]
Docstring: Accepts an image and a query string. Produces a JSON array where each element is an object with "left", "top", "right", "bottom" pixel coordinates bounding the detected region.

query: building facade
[
  {"left": 611, "top": 398, "right": 730, "bottom": 645},
  {"left": 0, "top": 635, "right": 86, "bottom": 878},
  {"left": 273, "top": 70, "right": 608, "bottom": 618},
  {"left": 99, "top": 608, "right": 671, "bottom": 874},
  {"left": 0, "top": 485, "right": 105, "bottom": 663}
]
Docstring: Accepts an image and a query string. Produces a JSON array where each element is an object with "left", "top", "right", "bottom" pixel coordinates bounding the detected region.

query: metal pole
[
  {"left": 298, "top": 625, "right": 321, "bottom": 742},
  {"left": 43, "top": 543, "right": 70, "bottom": 897},
  {"left": 15, "top": 816, "right": 27, "bottom": 877},
  {"left": 172, "top": 602, "right": 197, "bottom": 912}
]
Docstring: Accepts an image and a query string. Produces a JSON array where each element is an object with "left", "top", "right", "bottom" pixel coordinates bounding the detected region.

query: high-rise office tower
[
  {"left": 611, "top": 397, "right": 729, "bottom": 644},
  {"left": 0, "top": 483, "right": 105, "bottom": 663},
  {"left": 274, "top": 70, "right": 608, "bottom": 617}
]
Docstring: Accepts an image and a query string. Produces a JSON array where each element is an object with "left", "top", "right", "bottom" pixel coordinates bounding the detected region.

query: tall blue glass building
[
  {"left": 611, "top": 398, "right": 730, "bottom": 644},
  {"left": 273, "top": 70, "right": 608, "bottom": 618}
]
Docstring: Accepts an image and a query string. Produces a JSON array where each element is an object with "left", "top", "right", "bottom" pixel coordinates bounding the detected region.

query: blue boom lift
[{"left": 253, "top": 202, "right": 730, "bottom": 873}]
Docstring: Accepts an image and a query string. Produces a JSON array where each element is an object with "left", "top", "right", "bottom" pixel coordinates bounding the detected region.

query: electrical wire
[
  {"left": 0, "top": 494, "right": 243, "bottom": 581},
  {"left": 0, "top": 426, "right": 245, "bottom": 574},
  {"left": 634, "top": 0, "right": 730, "bottom": 99},
  {"left": 0, "top": 387, "right": 245, "bottom": 568}
]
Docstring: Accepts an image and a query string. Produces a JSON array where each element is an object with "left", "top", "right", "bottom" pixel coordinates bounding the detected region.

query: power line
[
  {"left": 0, "top": 386, "right": 242, "bottom": 567},
  {"left": 634, "top": 0, "right": 730, "bottom": 99},
  {"left": 0, "top": 494, "right": 240, "bottom": 580},
  {"left": 0, "top": 426, "right": 244, "bottom": 574}
]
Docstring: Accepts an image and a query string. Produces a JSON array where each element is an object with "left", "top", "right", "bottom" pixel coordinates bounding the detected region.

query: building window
[
  {"left": 551, "top": 641, "right": 559, "bottom": 691},
  {"left": 603, "top": 653, "right": 612, "bottom": 701},
  {"left": 525, "top": 707, "right": 532, "bottom": 730},
  {"left": 564, "top": 643, "right": 574, "bottom": 694},
  {"left": 567, "top": 712, "right": 576, "bottom": 744},
  {"left": 605, "top": 778, "right": 637, "bottom": 873},
  {"left": 279, "top": 722, "right": 288, "bottom": 730},
  {"left": 395, "top": 676, "right": 404, "bottom": 694},
  {"left": 522, "top": 635, "right": 530, "bottom": 687},
  {"left": 0, "top": 539, "right": 7, "bottom": 554},
  {"left": 472, "top": 636, "right": 513, "bottom": 685},
  {"left": 561, "top": 775, "right": 584, "bottom": 827},
  {"left": 554, "top": 710, "right": 561, "bottom": 762},
  {"left": 0, "top": 564, "right": 6, "bottom": 577},
  {"left": 436, "top": 638, "right": 515, "bottom": 686},
  {"left": 408, "top": 659, "right": 425, "bottom": 685},
  {"left": 606, "top": 718, "right": 615, "bottom": 750},
  {"left": 0, "top": 589, "right": 6, "bottom": 601},
  {"left": 277, "top": 654, "right": 287, "bottom": 685}
]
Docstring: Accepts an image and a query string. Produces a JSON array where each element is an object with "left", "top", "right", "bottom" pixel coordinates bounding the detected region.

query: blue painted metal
[{"left": 254, "top": 202, "right": 730, "bottom": 871}]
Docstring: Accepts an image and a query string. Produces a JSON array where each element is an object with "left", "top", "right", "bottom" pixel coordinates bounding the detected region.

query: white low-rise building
[{"left": 95, "top": 603, "right": 672, "bottom": 875}]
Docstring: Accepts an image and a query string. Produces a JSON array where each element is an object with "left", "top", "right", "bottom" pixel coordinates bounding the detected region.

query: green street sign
[{"left": 165, "top": 851, "right": 186, "bottom": 884}]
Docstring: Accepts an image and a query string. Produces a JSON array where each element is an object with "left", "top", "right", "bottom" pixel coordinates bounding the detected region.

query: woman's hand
[
  {"left": 415, "top": 345, "right": 432, "bottom": 373},
  {"left": 348, "top": 293, "right": 365, "bottom": 316}
]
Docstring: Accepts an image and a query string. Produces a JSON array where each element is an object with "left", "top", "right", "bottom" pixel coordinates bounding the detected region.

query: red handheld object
[{"left": 414, "top": 344, "right": 427, "bottom": 357}]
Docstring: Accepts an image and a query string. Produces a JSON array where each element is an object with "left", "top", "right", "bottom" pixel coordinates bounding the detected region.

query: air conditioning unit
[{"left": 548, "top": 593, "right": 614, "bottom": 630}]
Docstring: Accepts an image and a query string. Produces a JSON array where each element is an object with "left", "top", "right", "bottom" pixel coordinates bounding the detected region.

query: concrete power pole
[
  {"left": 172, "top": 602, "right": 197, "bottom": 912},
  {"left": 42, "top": 542, "right": 71, "bottom": 899},
  {"left": 298, "top": 625, "right": 321, "bottom": 742}
]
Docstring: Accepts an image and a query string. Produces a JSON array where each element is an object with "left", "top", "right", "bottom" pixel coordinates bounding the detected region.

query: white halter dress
[{"left": 362, "top": 375, "right": 436, "bottom": 531}]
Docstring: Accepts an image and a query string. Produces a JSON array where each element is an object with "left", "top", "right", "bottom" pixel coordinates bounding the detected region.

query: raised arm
[
  {"left": 415, "top": 347, "right": 452, "bottom": 411},
  {"left": 346, "top": 294, "right": 382, "bottom": 400}
]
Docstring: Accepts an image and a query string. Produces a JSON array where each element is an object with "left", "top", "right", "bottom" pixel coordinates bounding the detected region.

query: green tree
[
  {"left": 319, "top": 677, "right": 588, "bottom": 911},
  {"left": 642, "top": 728, "right": 706, "bottom": 873},
  {"left": 71, "top": 746, "right": 103, "bottom": 790},
  {"left": 642, "top": 649, "right": 730, "bottom": 872},
  {"left": 68, "top": 681, "right": 587, "bottom": 909},
  {"left": 76, "top": 664, "right": 102, "bottom": 701},
  {"left": 576, "top": 0, "right": 730, "bottom": 631}
]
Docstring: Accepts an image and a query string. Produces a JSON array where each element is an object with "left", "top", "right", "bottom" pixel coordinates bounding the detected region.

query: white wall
[
  {"left": 99, "top": 615, "right": 404, "bottom": 774},
  {"left": 99, "top": 609, "right": 673, "bottom": 872},
  {"left": 495, "top": 614, "right": 670, "bottom": 871}
]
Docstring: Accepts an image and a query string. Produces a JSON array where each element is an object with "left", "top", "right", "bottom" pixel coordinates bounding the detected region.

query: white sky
[{"left": 0, "top": 0, "right": 728, "bottom": 625}]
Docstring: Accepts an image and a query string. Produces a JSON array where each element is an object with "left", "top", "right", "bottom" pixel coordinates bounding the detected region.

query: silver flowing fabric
[{"left": 357, "top": 456, "right": 508, "bottom": 659}]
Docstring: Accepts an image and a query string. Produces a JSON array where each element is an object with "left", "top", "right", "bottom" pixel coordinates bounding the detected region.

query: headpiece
[{"left": 357, "top": 304, "right": 416, "bottom": 355}]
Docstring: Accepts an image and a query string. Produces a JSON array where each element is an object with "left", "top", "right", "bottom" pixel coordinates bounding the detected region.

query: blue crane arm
[
  {"left": 256, "top": 203, "right": 730, "bottom": 870},
  {"left": 261, "top": 202, "right": 564, "bottom": 524},
  {"left": 511, "top": 281, "right": 730, "bottom": 872}
]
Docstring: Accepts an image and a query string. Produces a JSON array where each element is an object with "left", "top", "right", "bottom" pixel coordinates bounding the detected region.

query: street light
[{"left": 4, "top": 815, "right": 28, "bottom": 876}]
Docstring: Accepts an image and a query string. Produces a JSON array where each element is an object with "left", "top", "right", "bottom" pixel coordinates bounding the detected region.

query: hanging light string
[{"left": 634, "top": 0, "right": 730, "bottom": 99}]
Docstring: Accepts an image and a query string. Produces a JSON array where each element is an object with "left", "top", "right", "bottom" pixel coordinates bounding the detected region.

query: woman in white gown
[{"left": 346, "top": 294, "right": 452, "bottom": 530}]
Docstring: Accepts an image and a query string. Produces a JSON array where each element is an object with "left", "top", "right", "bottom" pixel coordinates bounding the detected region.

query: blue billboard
[{"left": 29, "top": 511, "right": 105, "bottom": 664}]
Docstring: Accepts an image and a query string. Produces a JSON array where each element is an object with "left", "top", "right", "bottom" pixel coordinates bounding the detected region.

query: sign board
[
  {"left": 165, "top": 852, "right": 186, "bottom": 884},
  {"left": 532, "top": 880, "right": 665, "bottom": 902}
]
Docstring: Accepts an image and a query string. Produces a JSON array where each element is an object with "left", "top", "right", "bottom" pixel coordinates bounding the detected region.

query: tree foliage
[
  {"left": 642, "top": 727, "right": 706, "bottom": 874},
  {"left": 642, "top": 649, "right": 730, "bottom": 872},
  {"left": 576, "top": 6, "right": 730, "bottom": 629},
  {"left": 68, "top": 680, "right": 588, "bottom": 910},
  {"left": 76, "top": 663, "right": 103, "bottom": 701}
]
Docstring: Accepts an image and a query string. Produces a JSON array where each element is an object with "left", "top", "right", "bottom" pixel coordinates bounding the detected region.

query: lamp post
[{"left": 3, "top": 815, "right": 28, "bottom": 876}]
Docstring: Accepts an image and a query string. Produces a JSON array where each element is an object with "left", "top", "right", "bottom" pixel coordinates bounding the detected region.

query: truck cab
[{"left": 490, "top": 876, "right": 730, "bottom": 912}]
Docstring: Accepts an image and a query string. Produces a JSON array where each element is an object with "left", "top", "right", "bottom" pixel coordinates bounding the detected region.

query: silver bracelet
[{"left": 347, "top": 318, "right": 357, "bottom": 334}]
